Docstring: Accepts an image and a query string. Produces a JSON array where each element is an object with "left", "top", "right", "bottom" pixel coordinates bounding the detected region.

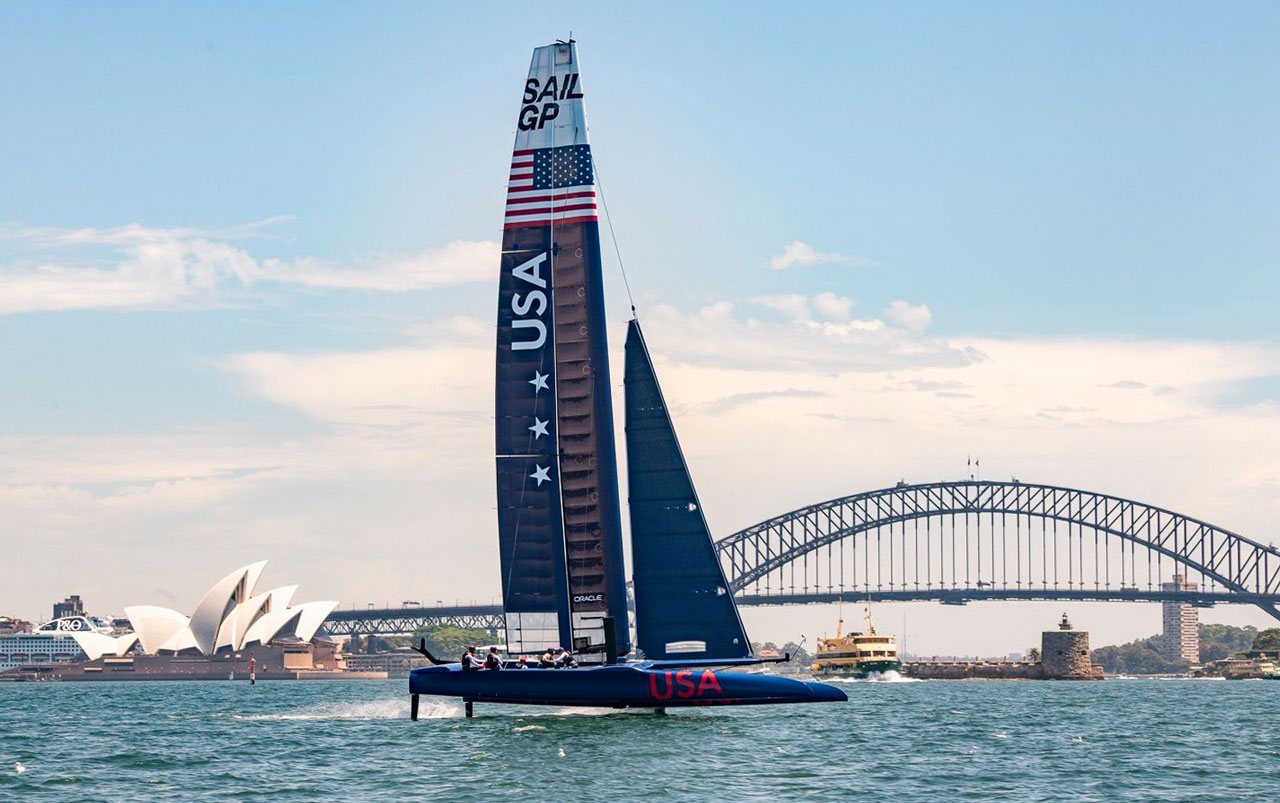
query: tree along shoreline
[{"left": 1092, "top": 624, "right": 1280, "bottom": 675}]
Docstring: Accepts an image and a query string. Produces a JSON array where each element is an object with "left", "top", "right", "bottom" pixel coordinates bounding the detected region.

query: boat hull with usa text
[{"left": 409, "top": 664, "right": 846, "bottom": 708}]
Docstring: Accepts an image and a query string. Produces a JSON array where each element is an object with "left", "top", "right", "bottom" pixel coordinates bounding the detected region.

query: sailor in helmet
[
  {"left": 461, "top": 644, "right": 484, "bottom": 671},
  {"left": 555, "top": 647, "right": 578, "bottom": 669},
  {"left": 538, "top": 647, "right": 557, "bottom": 668}
]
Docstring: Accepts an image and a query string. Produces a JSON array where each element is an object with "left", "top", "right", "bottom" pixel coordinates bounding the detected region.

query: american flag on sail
[{"left": 504, "top": 144, "right": 598, "bottom": 229}]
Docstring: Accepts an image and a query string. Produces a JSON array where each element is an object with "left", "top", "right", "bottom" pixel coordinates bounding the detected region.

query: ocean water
[{"left": 1, "top": 677, "right": 1277, "bottom": 801}]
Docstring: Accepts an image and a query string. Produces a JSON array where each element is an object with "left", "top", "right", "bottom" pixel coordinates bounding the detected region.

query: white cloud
[
  {"left": 628, "top": 306, "right": 1280, "bottom": 560},
  {"left": 753, "top": 292, "right": 855, "bottom": 323},
  {"left": 16, "top": 201, "right": 1280, "bottom": 650},
  {"left": 751, "top": 294, "right": 810, "bottom": 320},
  {"left": 6, "top": 296, "right": 1280, "bottom": 645},
  {"left": 769, "top": 240, "right": 876, "bottom": 270},
  {"left": 259, "top": 241, "right": 497, "bottom": 292},
  {"left": 0, "top": 220, "right": 498, "bottom": 313},
  {"left": 884, "top": 300, "right": 933, "bottom": 333},
  {"left": 0, "top": 216, "right": 295, "bottom": 247},
  {"left": 222, "top": 345, "right": 491, "bottom": 427},
  {"left": 644, "top": 301, "right": 962, "bottom": 373},
  {"left": 811, "top": 291, "right": 854, "bottom": 322}
]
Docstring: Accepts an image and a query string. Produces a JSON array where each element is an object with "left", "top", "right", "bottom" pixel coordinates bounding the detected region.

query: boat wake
[
  {"left": 233, "top": 697, "right": 461, "bottom": 721},
  {"left": 825, "top": 671, "right": 920, "bottom": 684}
]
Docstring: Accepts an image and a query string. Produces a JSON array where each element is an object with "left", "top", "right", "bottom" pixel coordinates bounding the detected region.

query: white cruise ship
[{"left": 0, "top": 616, "right": 112, "bottom": 673}]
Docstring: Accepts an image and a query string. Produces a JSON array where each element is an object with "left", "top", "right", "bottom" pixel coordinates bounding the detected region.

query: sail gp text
[
  {"left": 648, "top": 670, "right": 724, "bottom": 701},
  {"left": 519, "top": 74, "right": 583, "bottom": 130}
]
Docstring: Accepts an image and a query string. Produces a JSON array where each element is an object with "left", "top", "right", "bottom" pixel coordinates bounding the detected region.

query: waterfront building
[
  {"left": 114, "top": 561, "right": 336, "bottom": 659},
  {"left": 1160, "top": 575, "right": 1200, "bottom": 663},
  {"left": 1, "top": 562, "right": 350, "bottom": 680},
  {"left": 0, "top": 616, "right": 32, "bottom": 635},
  {"left": 52, "top": 595, "right": 85, "bottom": 621},
  {"left": 345, "top": 650, "right": 425, "bottom": 677}
]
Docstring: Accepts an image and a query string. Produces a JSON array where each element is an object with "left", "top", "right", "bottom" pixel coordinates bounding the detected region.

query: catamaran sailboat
[{"left": 408, "top": 40, "right": 845, "bottom": 717}]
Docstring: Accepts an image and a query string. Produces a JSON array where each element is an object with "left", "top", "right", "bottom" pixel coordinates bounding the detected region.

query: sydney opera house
[{"left": 37, "top": 561, "right": 357, "bottom": 681}]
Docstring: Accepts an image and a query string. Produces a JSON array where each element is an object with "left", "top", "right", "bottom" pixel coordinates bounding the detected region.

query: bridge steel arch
[
  {"left": 715, "top": 481, "right": 1280, "bottom": 622},
  {"left": 326, "top": 604, "right": 505, "bottom": 637}
]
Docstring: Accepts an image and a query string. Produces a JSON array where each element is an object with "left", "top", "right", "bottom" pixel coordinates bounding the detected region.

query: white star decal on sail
[
  {"left": 530, "top": 465, "right": 551, "bottom": 486},
  {"left": 529, "top": 417, "right": 549, "bottom": 439},
  {"left": 530, "top": 371, "right": 549, "bottom": 392}
]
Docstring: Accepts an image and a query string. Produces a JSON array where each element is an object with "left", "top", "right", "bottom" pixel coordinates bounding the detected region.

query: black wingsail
[
  {"left": 624, "top": 320, "right": 751, "bottom": 661},
  {"left": 494, "top": 41, "right": 631, "bottom": 658}
]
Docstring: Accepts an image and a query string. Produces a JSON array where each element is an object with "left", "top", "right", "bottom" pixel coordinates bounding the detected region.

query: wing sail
[
  {"left": 495, "top": 42, "right": 630, "bottom": 657},
  {"left": 624, "top": 320, "right": 752, "bottom": 661}
]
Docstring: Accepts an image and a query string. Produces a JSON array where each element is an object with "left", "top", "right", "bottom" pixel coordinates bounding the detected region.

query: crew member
[
  {"left": 517, "top": 656, "right": 529, "bottom": 669},
  {"left": 555, "top": 648, "right": 578, "bottom": 669},
  {"left": 461, "top": 645, "right": 484, "bottom": 671},
  {"left": 484, "top": 645, "right": 503, "bottom": 671},
  {"left": 539, "top": 647, "right": 557, "bottom": 668}
]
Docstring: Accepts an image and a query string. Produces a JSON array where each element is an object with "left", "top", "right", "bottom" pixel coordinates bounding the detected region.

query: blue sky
[
  {"left": 3, "top": 3, "right": 1279, "bottom": 649},
  {"left": 6, "top": 3, "right": 1279, "bottom": 336}
]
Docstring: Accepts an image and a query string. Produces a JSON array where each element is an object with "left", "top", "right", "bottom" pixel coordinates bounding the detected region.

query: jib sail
[
  {"left": 624, "top": 320, "right": 752, "bottom": 661},
  {"left": 495, "top": 41, "right": 630, "bottom": 657}
]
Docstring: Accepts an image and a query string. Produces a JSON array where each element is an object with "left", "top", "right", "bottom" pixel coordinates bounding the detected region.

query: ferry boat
[
  {"left": 811, "top": 606, "right": 902, "bottom": 678},
  {"left": 1218, "top": 656, "right": 1280, "bottom": 680}
]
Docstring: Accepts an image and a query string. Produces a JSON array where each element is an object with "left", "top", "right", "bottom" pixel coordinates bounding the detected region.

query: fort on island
[{"left": 904, "top": 614, "right": 1103, "bottom": 680}]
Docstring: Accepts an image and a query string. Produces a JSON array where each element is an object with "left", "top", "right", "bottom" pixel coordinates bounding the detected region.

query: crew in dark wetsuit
[
  {"left": 538, "top": 647, "right": 557, "bottom": 668},
  {"left": 484, "top": 646, "right": 503, "bottom": 670},
  {"left": 461, "top": 645, "right": 484, "bottom": 671}
]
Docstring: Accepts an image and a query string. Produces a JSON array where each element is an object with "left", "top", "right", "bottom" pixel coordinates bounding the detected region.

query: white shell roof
[
  {"left": 123, "top": 605, "right": 190, "bottom": 655},
  {"left": 122, "top": 563, "right": 333, "bottom": 656},
  {"left": 239, "top": 586, "right": 300, "bottom": 648},
  {"left": 70, "top": 632, "right": 139, "bottom": 661},
  {"left": 188, "top": 561, "right": 266, "bottom": 655},
  {"left": 291, "top": 601, "right": 338, "bottom": 643},
  {"left": 242, "top": 607, "right": 303, "bottom": 648}
]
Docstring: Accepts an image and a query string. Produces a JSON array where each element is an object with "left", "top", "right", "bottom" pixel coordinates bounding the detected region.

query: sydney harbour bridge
[{"left": 326, "top": 480, "right": 1280, "bottom": 637}]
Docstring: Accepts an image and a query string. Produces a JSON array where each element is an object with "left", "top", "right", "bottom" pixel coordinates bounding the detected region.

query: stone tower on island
[{"left": 1041, "top": 613, "right": 1099, "bottom": 679}]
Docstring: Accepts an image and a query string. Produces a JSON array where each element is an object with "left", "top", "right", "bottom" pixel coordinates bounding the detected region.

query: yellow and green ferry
[{"left": 811, "top": 606, "right": 902, "bottom": 678}]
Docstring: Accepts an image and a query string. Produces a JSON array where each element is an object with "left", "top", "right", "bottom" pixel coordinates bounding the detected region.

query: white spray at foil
[{"left": 232, "top": 696, "right": 462, "bottom": 721}]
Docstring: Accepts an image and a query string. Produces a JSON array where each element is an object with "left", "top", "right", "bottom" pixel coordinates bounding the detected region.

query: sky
[{"left": 2, "top": 2, "right": 1279, "bottom": 654}]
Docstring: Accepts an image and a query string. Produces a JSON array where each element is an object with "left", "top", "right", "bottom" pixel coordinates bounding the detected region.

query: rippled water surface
[{"left": 2, "top": 677, "right": 1277, "bottom": 801}]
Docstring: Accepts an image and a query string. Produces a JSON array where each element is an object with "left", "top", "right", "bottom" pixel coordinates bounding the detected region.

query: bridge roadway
[
  {"left": 737, "top": 589, "right": 1280, "bottom": 607},
  {"left": 323, "top": 590, "right": 1280, "bottom": 637},
  {"left": 324, "top": 480, "right": 1280, "bottom": 635},
  {"left": 326, "top": 604, "right": 504, "bottom": 637}
]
